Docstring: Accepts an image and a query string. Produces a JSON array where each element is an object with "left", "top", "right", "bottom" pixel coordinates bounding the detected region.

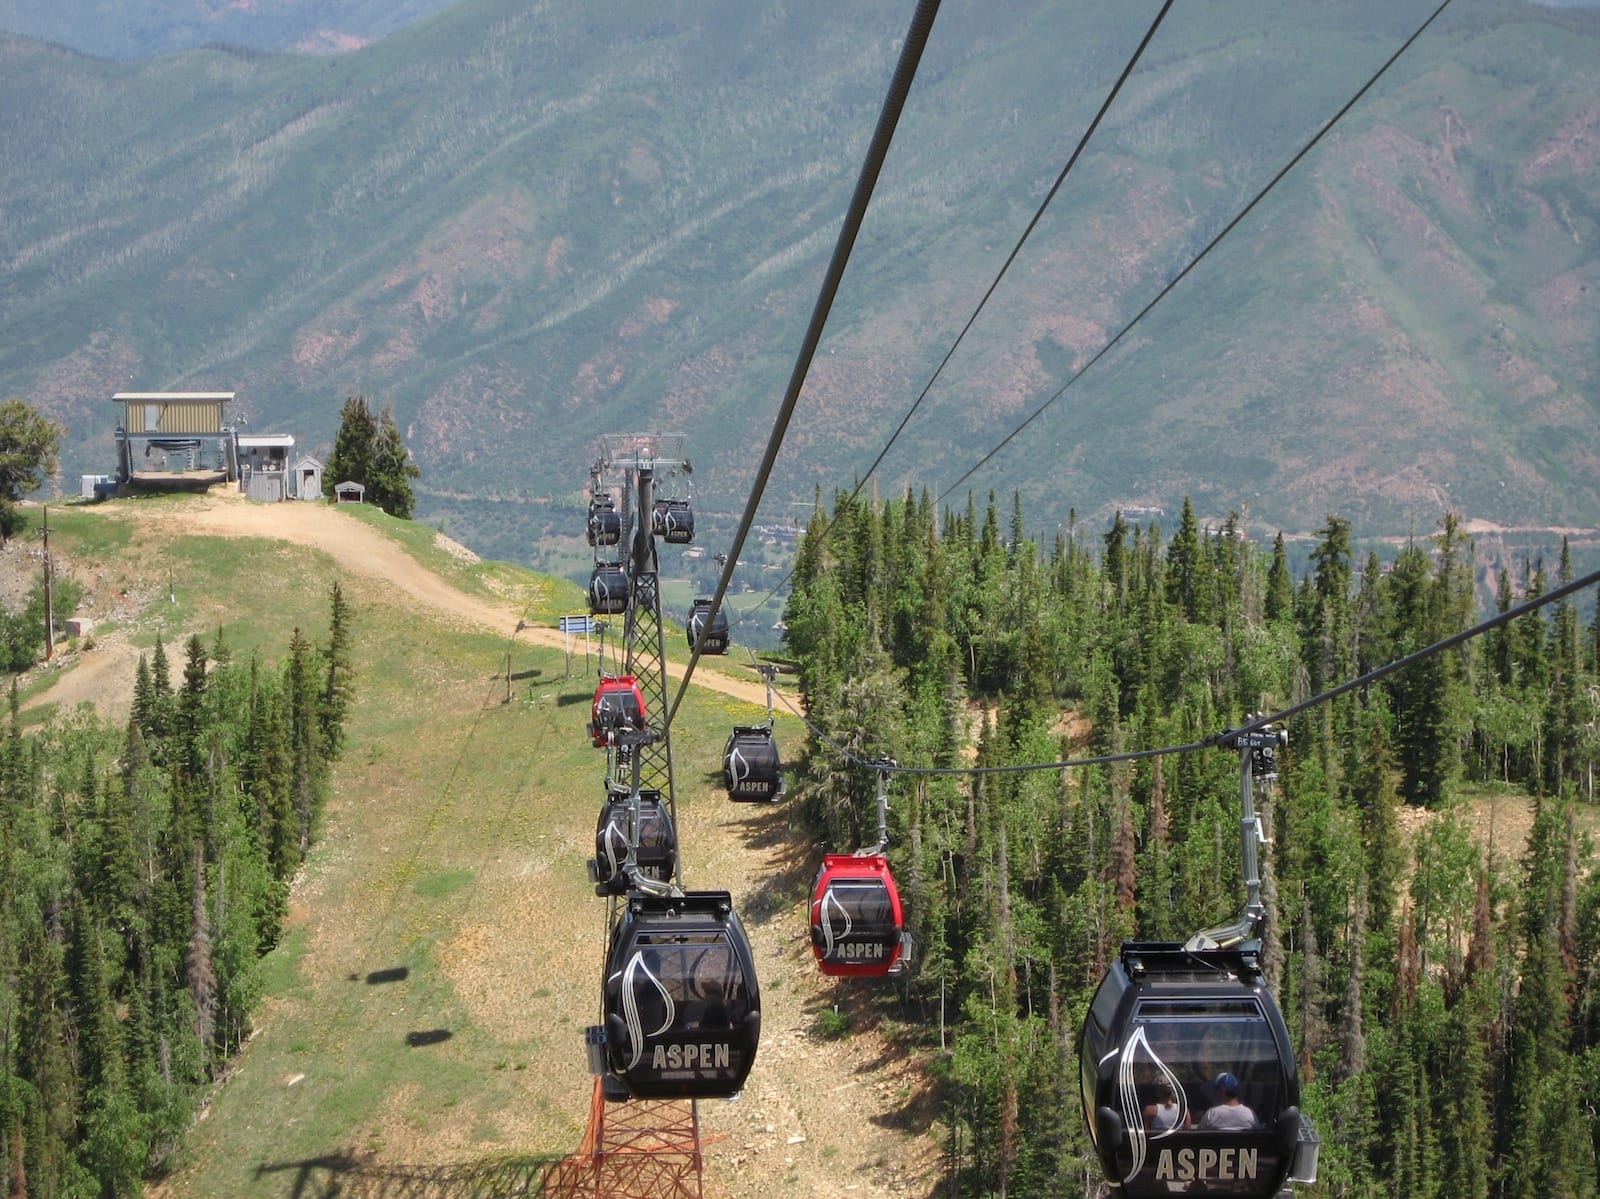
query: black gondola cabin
[
  {"left": 590, "top": 675, "right": 646, "bottom": 747},
  {"left": 652, "top": 498, "right": 694, "bottom": 544},
  {"left": 589, "top": 564, "right": 629, "bottom": 615},
  {"left": 809, "top": 853, "right": 905, "bottom": 977},
  {"left": 592, "top": 789, "right": 677, "bottom": 893},
  {"left": 588, "top": 498, "right": 621, "bottom": 546},
  {"left": 602, "top": 891, "right": 760, "bottom": 1099},
  {"left": 1079, "top": 942, "right": 1318, "bottom": 1197},
  {"left": 723, "top": 725, "right": 784, "bottom": 801},
  {"left": 687, "top": 598, "right": 729, "bottom": 654}
]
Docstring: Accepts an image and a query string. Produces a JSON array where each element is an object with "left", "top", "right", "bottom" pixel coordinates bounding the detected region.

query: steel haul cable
[
  {"left": 937, "top": 0, "right": 1457, "bottom": 504},
  {"left": 662, "top": 0, "right": 945, "bottom": 733},
  {"left": 728, "top": 0, "right": 1182, "bottom": 635}
]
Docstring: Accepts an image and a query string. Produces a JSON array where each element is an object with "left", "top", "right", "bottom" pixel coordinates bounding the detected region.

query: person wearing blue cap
[{"left": 1197, "top": 1072, "right": 1258, "bottom": 1131}]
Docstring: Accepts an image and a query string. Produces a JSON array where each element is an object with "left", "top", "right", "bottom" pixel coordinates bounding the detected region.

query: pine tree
[
  {"left": 1165, "top": 497, "right": 1202, "bottom": 622},
  {"left": 1348, "top": 710, "right": 1404, "bottom": 935},
  {"left": 324, "top": 394, "right": 377, "bottom": 498},
  {"left": 285, "top": 630, "right": 324, "bottom": 855},
  {"left": 1265, "top": 532, "right": 1293, "bottom": 625},
  {"left": 1505, "top": 790, "right": 1596, "bottom": 1199},
  {"left": 367, "top": 403, "right": 420, "bottom": 518},
  {"left": 319, "top": 582, "right": 353, "bottom": 760},
  {"left": 1545, "top": 540, "right": 1584, "bottom": 796},
  {"left": 185, "top": 844, "right": 216, "bottom": 1067}
]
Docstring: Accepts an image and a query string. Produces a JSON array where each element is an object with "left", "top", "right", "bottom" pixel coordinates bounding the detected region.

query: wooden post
[{"left": 42, "top": 506, "right": 54, "bottom": 660}]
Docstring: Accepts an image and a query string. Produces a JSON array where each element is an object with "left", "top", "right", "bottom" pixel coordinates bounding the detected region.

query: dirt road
[{"left": 25, "top": 490, "right": 773, "bottom": 715}]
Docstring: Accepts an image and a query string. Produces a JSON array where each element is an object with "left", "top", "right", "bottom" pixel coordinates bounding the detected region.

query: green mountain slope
[
  {"left": 0, "top": 0, "right": 458, "bottom": 59},
  {"left": 2, "top": 0, "right": 1597, "bottom": 564}
]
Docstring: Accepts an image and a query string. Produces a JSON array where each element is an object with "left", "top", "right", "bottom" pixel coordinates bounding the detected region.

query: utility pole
[{"left": 42, "top": 505, "right": 54, "bottom": 660}]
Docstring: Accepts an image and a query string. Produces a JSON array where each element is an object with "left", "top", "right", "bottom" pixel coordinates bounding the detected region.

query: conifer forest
[
  {"left": 3, "top": 492, "right": 1599, "bottom": 1196},
  {"left": 783, "top": 493, "right": 1599, "bottom": 1198},
  {"left": 0, "top": 586, "right": 351, "bottom": 1197}
]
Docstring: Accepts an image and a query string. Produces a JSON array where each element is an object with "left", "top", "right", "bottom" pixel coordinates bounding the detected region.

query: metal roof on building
[
  {"left": 238, "top": 434, "right": 296, "bottom": 448},
  {"left": 113, "top": 392, "right": 235, "bottom": 401}
]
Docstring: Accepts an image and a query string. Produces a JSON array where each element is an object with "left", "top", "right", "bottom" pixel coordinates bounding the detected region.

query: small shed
[
  {"left": 238, "top": 434, "right": 297, "bottom": 501},
  {"left": 334, "top": 480, "right": 365, "bottom": 504},
  {"left": 291, "top": 455, "right": 324, "bottom": 501}
]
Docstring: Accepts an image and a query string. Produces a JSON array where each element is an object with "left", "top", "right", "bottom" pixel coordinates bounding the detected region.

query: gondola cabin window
[
  {"left": 592, "top": 791, "right": 677, "bottom": 892},
  {"left": 1078, "top": 942, "right": 1307, "bottom": 1197},
  {"left": 1122, "top": 999, "right": 1290, "bottom": 1137}
]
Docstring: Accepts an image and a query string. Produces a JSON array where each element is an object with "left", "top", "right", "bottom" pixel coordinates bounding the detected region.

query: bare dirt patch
[{"left": 23, "top": 491, "right": 773, "bottom": 715}]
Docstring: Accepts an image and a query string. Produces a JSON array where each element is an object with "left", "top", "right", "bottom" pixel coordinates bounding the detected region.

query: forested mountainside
[
  {"left": 3, "top": 0, "right": 1599, "bottom": 569},
  {"left": 782, "top": 492, "right": 1600, "bottom": 1196},
  {"left": 1, "top": 590, "right": 354, "bottom": 1196}
]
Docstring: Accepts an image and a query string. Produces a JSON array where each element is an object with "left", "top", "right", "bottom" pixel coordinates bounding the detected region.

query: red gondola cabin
[
  {"left": 590, "top": 675, "right": 646, "bottom": 747},
  {"left": 809, "top": 853, "right": 906, "bottom": 978}
]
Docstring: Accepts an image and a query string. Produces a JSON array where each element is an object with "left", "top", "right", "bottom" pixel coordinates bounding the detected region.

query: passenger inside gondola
[
  {"left": 1145, "top": 1081, "right": 1186, "bottom": 1131},
  {"left": 1198, "top": 1071, "right": 1259, "bottom": 1131},
  {"left": 1129, "top": 1001, "right": 1286, "bottom": 1133}
]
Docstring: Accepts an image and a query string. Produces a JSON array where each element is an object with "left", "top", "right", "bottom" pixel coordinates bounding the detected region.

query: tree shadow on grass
[
  {"left": 722, "top": 801, "right": 815, "bottom": 926},
  {"left": 253, "top": 1148, "right": 569, "bottom": 1198}
]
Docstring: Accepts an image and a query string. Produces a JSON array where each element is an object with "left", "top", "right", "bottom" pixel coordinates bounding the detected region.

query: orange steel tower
[{"left": 542, "top": 1080, "right": 704, "bottom": 1199}]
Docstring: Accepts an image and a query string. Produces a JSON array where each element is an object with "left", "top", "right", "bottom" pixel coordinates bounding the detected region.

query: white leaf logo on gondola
[
  {"left": 819, "top": 887, "right": 852, "bottom": 959},
  {"left": 728, "top": 745, "right": 751, "bottom": 788},
  {"left": 1116, "top": 1025, "right": 1187, "bottom": 1182},
  {"left": 620, "top": 951, "right": 675, "bottom": 1071},
  {"left": 601, "top": 818, "right": 626, "bottom": 880}
]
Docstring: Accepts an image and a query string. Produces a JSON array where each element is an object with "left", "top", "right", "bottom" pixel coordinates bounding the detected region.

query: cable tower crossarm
[{"left": 662, "top": 0, "right": 945, "bottom": 733}]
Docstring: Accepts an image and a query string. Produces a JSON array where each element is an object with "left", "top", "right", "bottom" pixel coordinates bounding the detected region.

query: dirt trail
[{"left": 24, "top": 490, "right": 773, "bottom": 715}]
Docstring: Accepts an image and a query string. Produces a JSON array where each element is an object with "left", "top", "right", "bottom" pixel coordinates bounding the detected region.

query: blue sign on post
[{"left": 559, "top": 614, "right": 599, "bottom": 678}]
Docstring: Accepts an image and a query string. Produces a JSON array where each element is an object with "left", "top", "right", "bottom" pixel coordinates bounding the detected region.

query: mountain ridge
[{"left": 2, "top": 0, "right": 1597, "bottom": 571}]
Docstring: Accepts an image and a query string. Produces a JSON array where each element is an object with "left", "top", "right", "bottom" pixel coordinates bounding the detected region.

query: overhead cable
[
  {"left": 937, "top": 0, "right": 1456, "bottom": 504},
  {"left": 855, "top": 0, "right": 1179, "bottom": 492},
  {"left": 662, "top": 0, "right": 945, "bottom": 731},
  {"left": 729, "top": 0, "right": 1179, "bottom": 632}
]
